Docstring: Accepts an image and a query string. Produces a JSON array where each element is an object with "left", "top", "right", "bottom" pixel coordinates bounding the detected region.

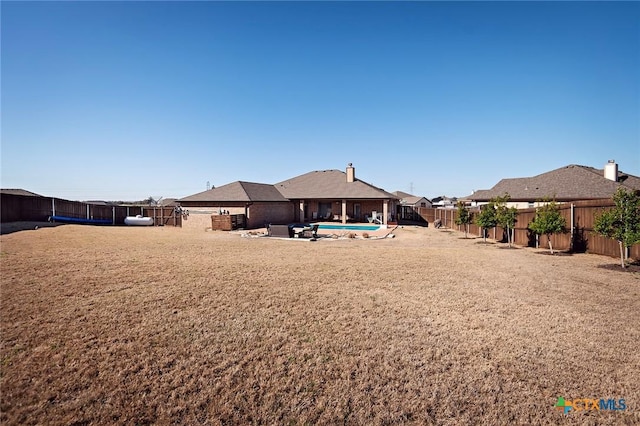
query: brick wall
[
  {"left": 180, "top": 203, "right": 294, "bottom": 230},
  {"left": 246, "top": 202, "right": 294, "bottom": 228}
]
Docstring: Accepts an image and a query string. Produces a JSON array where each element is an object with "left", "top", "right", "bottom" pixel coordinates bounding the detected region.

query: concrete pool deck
[{"left": 241, "top": 222, "right": 398, "bottom": 239}]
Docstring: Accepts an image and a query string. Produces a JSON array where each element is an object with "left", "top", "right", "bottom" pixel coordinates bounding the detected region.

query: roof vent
[{"left": 604, "top": 160, "right": 618, "bottom": 182}]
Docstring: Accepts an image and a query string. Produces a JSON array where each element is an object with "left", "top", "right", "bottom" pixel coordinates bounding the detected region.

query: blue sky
[{"left": 2, "top": 1, "right": 639, "bottom": 201}]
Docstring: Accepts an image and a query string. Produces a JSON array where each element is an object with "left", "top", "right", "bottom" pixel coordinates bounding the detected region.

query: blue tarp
[{"left": 49, "top": 216, "right": 112, "bottom": 225}]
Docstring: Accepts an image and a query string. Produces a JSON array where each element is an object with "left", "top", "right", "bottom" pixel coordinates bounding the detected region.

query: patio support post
[
  {"left": 383, "top": 200, "right": 388, "bottom": 225},
  {"left": 341, "top": 199, "right": 347, "bottom": 224},
  {"left": 299, "top": 200, "right": 305, "bottom": 222}
]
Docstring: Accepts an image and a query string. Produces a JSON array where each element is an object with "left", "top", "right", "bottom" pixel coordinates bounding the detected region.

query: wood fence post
[{"left": 570, "top": 203, "right": 575, "bottom": 252}]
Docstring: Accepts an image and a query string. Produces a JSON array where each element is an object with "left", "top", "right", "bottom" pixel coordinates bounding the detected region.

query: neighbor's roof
[
  {"left": 275, "top": 169, "right": 398, "bottom": 199},
  {"left": 393, "top": 191, "right": 414, "bottom": 198},
  {"left": 179, "top": 181, "right": 289, "bottom": 203},
  {"left": 392, "top": 191, "right": 430, "bottom": 205},
  {"left": 468, "top": 164, "right": 640, "bottom": 201},
  {"left": 0, "top": 188, "right": 44, "bottom": 197}
]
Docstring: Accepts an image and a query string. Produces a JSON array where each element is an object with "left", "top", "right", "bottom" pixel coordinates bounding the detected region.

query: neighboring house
[
  {"left": 431, "top": 196, "right": 458, "bottom": 209},
  {"left": 179, "top": 164, "right": 399, "bottom": 229},
  {"left": 0, "top": 189, "right": 44, "bottom": 197},
  {"left": 158, "top": 198, "right": 179, "bottom": 207},
  {"left": 393, "top": 191, "right": 432, "bottom": 221},
  {"left": 467, "top": 161, "right": 640, "bottom": 208}
]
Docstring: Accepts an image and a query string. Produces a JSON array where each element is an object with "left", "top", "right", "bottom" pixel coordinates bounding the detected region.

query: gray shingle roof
[
  {"left": 393, "top": 191, "right": 414, "bottom": 198},
  {"left": 1, "top": 189, "right": 44, "bottom": 197},
  {"left": 468, "top": 164, "right": 640, "bottom": 201},
  {"left": 393, "top": 191, "right": 429, "bottom": 206},
  {"left": 179, "top": 181, "right": 289, "bottom": 203},
  {"left": 275, "top": 170, "right": 398, "bottom": 200}
]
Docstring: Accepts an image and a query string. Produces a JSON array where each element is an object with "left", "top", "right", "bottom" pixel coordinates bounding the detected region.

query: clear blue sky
[{"left": 2, "top": 1, "right": 639, "bottom": 201}]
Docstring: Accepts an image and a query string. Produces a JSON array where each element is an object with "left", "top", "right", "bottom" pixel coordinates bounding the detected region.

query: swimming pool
[{"left": 317, "top": 224, "right": 381, "bottom": 231}]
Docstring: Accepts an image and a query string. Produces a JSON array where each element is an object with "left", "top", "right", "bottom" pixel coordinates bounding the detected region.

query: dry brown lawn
[{"left": 1, "top": 224, "right": 639, "bottom": 425}]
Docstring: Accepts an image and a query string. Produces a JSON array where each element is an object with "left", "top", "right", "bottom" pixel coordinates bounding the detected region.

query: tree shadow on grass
[
  {"left": 534, "top": 251, "right": 573, "bottom": 256},
  {"left": 497, "top": 246, "right": 521, "bottom": 249},
  {"left": 0, "top": 221, "right": 65, "bottom": 235},
  {"left": 596, "top": 261, "right": 640, "bottom": 273},
  {"left": 475, "top": 241, "right": 496, "bottom": 245}
]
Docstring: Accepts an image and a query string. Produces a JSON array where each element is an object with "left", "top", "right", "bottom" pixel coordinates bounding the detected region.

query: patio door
[
  {"left": 353, "top": 203, "right": 361, "bottom": 221},
  {"left": 318, "top": 202, "right": 332, "bottom": 220}
]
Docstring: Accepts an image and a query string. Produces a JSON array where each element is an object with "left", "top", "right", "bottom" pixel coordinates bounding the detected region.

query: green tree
[
  {"left": 455, "top": 201, "right": 472, "bottom": 238},
  {"left": 494, "top": 194, "right": 518, "bottom": 248},
  {"left": 528, "top": 199, "right": 566, "bottom": 254},
  {"left": 593, "top": 187, "right": 640, "bottom": 268},
  {"left": 475, "top": 201, "right": 497, "bottom": 243}
]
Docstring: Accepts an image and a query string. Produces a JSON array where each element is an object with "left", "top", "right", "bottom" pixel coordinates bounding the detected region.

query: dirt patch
[{"left": 1, "top": 225, "right": 638, "bottom": 425}]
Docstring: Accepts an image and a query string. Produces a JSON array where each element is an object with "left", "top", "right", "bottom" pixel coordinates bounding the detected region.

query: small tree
[
  {"left": 455, "top": 201, "right": 472, "bottom": 238},
  {"left": 593, "top": 187, "right": 640, "bottom": 268},
  {"left": 528, "top": 199, "right": 566, "bottom": 254},
  {"left": 494, "top": 194, "right": 518, "bottom": 247},
  {"left": 475, "top": 201, "right": 497, "bottom": 243}
]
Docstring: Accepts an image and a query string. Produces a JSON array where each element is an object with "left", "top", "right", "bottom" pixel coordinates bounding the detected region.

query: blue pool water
[{"left": 318, "top": 224, "right": 380, "bottom": 231}]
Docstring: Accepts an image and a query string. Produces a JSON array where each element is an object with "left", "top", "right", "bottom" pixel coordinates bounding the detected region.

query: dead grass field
[{"left": 1, "top": 224, "right": 639, "bottom": 425}]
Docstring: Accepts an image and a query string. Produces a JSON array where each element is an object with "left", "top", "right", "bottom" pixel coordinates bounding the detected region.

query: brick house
[
  {"left": 466, "top": 161, "right": 640, "bottom": 208},
  {"left": 179, "top": 164, "right": 399, "bottom": 230}
]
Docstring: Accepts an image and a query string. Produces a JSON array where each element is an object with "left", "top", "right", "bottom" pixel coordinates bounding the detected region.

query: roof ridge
[{"left": 237, "top": 181, "right": 252, "bottom": 200}]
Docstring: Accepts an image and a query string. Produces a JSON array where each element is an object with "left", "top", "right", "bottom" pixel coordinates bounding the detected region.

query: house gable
[{"left": 275, "top": 169, "right": 397, "bottom": 200}]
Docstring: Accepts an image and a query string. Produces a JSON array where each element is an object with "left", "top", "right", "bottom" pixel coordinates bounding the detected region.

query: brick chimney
[
  {"left": 604, "top": 160, "right": 618, "bottom": 182},
  {"left": 346, "top": 163, "right": 355, "bottom": 183}
]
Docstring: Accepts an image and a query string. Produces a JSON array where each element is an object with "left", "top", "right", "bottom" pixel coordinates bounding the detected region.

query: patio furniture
[
  {"left": 268, "top": 224, "right": 294, "bottom": 238},
  {"left": 367, "top": 211, "right": 382, "bottom": 224},
  {"left": 305, "top": 224, "right": 319, "bottom": 238}
]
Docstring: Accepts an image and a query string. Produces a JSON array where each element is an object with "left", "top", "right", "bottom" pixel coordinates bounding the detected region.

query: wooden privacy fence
[
  {"left": 1, "top": 193, "right": 181, "bottom": 227},
  {"left": 417, "top": 199, "right": 640, "bottom": 261}
]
